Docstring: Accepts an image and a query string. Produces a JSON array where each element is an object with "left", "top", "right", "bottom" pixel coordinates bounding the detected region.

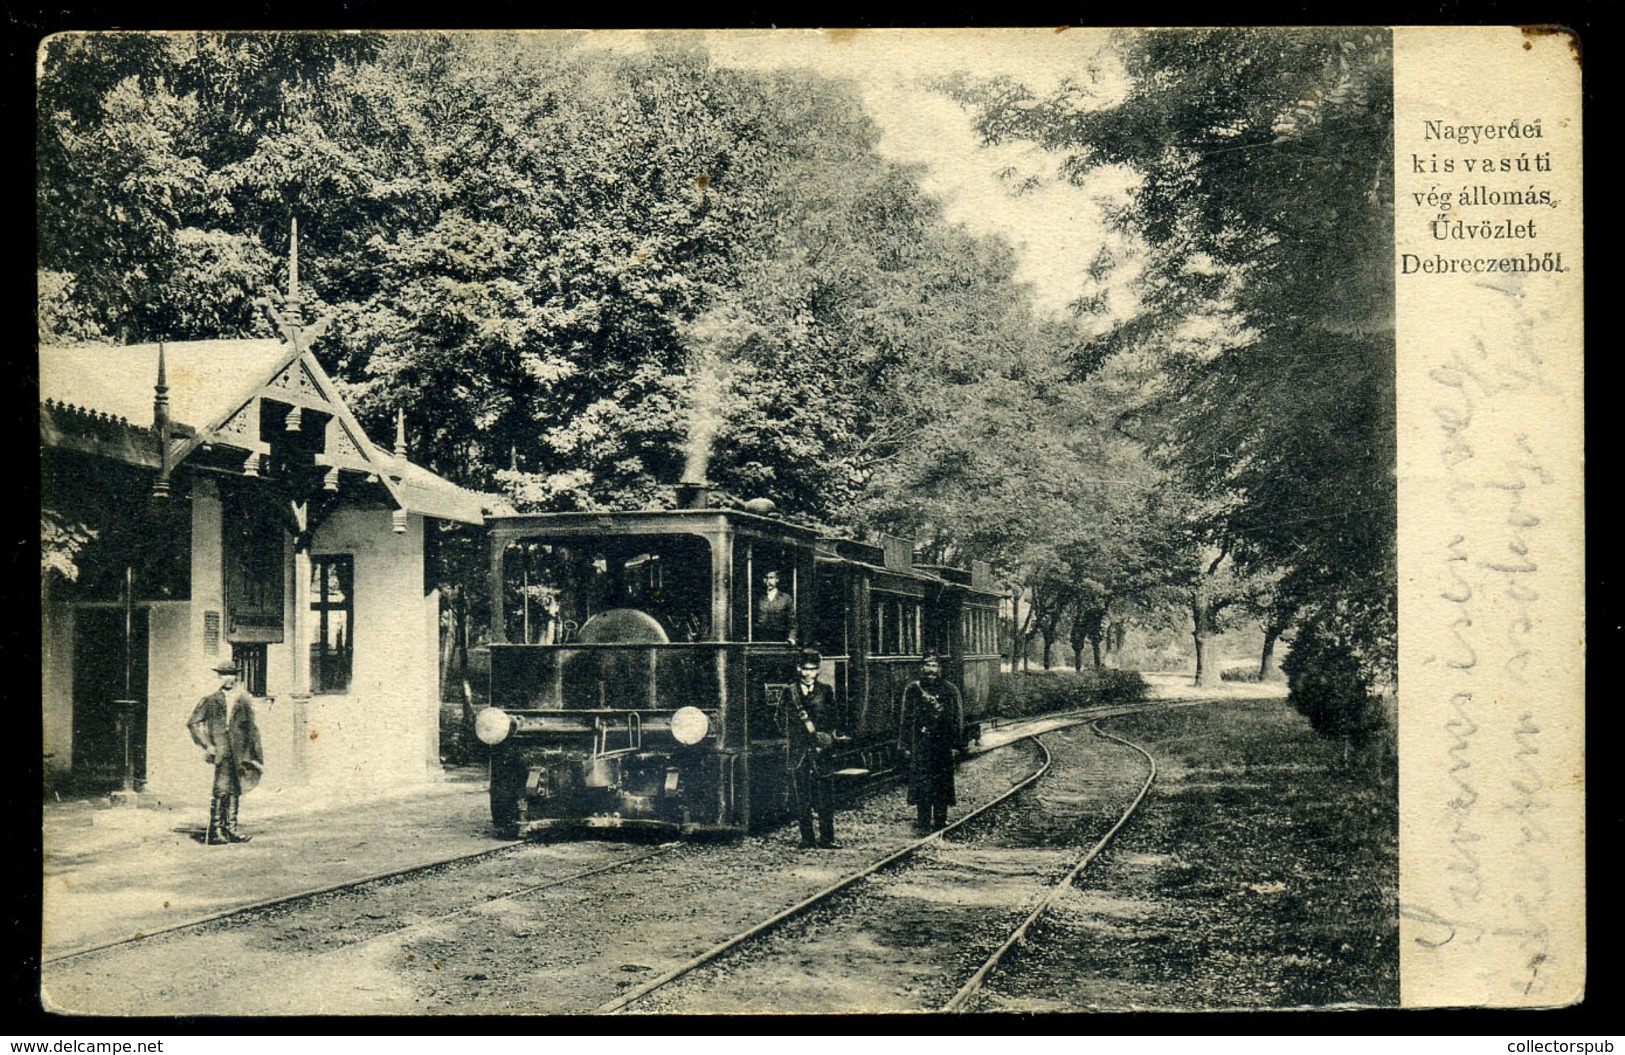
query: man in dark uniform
[
  {"left": 780, "top": 648, "right": 845, "bottom": 848},
  {"left": 756, "top": 569, "right": 795, "bottom": 643},
  {"left": 900, "top": 653, "right": 962, "bottom": 832},
  {"left": 186, "top": 659, "right": 264, "bottom": 845}
]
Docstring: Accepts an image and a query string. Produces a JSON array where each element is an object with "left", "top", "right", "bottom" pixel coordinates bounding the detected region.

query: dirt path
[{"left": 968, "top": 698, "right": 1398, "bottom": 1011}]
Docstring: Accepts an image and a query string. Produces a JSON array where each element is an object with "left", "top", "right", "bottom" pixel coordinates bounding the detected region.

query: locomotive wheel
[{"left": 489, "top": 759, "right": 526, "bottom": 838}]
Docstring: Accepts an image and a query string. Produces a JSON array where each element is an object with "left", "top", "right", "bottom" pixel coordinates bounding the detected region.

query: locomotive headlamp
[
  {"left": 670, "top": 706, "right": 710, "bottom": 745},
  {"left": 474, "top": 706, "right": 514, "bottom": 746}
]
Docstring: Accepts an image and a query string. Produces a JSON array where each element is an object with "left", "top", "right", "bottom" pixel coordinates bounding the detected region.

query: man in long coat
[
  {"left": 186, "top": 659, "right": 264, "bottom": 844},
  {"left": 900, "top": 654, "right": 962, "bottom": 832},
  {"left": 779, "top": 649, "right": 845, "bottom": 848}
]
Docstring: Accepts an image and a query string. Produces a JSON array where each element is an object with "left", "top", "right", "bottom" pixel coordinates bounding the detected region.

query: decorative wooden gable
[
  {"left": 198, "top": 351, "right": 381, "bottom": 481},
  {"left": 52, "top": 222, "right": 487, "bottom": 527}
]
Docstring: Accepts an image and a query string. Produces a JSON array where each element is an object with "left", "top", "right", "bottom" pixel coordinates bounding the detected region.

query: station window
[{"left": 310, "top": 555, "right": 353, "bottom": 694}]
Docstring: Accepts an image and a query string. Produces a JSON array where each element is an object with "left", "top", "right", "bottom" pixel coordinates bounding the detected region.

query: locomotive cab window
[
  {"left": 501, "top": 534, "right": 713, "bottom": 643},
  {"left": 813, "top": 566, "right": 848, "bottom": 656},
  {"left": 739, "top": 541, "right": 800, "bottom": 643}
]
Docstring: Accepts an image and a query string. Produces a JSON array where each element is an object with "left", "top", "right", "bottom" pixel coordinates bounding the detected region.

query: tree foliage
[
  {"left": 955, "top": 28, "right": 1397, "bottom": 704},
  {"left": 39, "top": 34, "right": 1047, "bottom": 535},
  {"left": 39, "top": 30, "right": 1398, "bottom": 721}
]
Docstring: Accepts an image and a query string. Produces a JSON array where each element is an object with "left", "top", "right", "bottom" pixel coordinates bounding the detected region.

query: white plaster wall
[
  {"left": 43, "top": 482, "right": 443, "bottom": 799},
  {"left": 142, "top": 481, "right": 226, "bottom": 797},
  {"left": 304, "top": 508, "right": 439, "bottom": 788},
  {"left": 41, "top": 594, "right": 73, "bottom": 776},
  {"left": 424, "top": 586, "right": 442, "bottom": 772},
  {"left": 142, "top": 602, "right": 198, "bottom": 797}
]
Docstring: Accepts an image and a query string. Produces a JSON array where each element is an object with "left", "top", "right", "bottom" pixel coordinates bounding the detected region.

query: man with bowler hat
[
  {"left": 780, "top": 648, "right": 845, "bottom": 849},
  {"left": 187, "top": 658, "right": 264, "bottom": 844},
  {"left": 900, "top": 653, "right": 962, "bottom": 832}
]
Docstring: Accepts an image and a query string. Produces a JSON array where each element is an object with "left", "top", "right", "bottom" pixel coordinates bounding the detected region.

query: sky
[{"left": 579, "top": 28, "right": 1146, "bottom": 323}]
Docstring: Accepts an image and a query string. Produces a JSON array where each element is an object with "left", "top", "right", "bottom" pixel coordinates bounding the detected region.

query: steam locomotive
[{"left": 472, "top": 484, "right": 1002, "bottom": 837}]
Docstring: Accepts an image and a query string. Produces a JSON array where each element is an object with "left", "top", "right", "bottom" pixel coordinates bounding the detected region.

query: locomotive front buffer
[{"left": 478, "top": 704, "right": 736, "bottom": 837}]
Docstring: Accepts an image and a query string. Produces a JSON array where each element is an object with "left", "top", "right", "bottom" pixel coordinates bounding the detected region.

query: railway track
[
  {"left": 46, "top": 698, "right": 1161, "bottom": 970},
  {"left": 44, "top": 700, "right": 1179, "bottom": 1016},
  {"left": 943, "top": 719, "right": 1157, "bottom": 1013},
  {"left": 597, "top": 703, "right": 1172, "bottom": 1014},
  {"left": 42, "top": 838, "right": 676, "bottom": 967}
]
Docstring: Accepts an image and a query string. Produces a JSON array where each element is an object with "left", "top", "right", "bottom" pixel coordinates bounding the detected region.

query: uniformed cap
[
  {"left": 213, "top": 659, "right": 240, "bottom": 675},
  {"left": 922, "top": 653, "right": 943, "bottom": 665},
  {"left": 797, "top": 648, "right": 822, "bottom": 669}
]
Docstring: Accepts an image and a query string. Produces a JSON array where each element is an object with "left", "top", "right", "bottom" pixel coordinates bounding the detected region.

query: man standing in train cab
[
  {"left": 756, "top": 569, "right": 796, "bottom": 643},
  {"left": 901, "top": 653, "right": 962, "bottom": 832},
  {"left": 781, "top": 649, "right": 845, "bottom": 849},
  {"left": 186, "top": 659, "right": 264, "bottom": 845}
]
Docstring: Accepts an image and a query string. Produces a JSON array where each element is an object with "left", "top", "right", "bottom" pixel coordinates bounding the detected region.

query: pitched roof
[
  {"left": 39, "top": 339, "right": 498, "bottom": 525},
  {"left": 387, "top": 454, "right": 509, "bottom": 525},
  {"left": 39, "top": 340, "right": 290, "bottom": 433}
]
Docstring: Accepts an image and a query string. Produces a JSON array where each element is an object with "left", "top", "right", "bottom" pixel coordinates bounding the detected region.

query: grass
[{"left": 992, "top": 695, "right": 1399, "bottom": 1009}]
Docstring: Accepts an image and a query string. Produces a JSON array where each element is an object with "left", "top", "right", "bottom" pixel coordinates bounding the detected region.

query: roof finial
[
  {"left": 260, "top": 215, "right": 331, "bottom": 351},
  {"left": 152, "top": 342, "right": 172, "bottom": 500},
  {"left": 153, "top": 342, "right": 170, "bottom": 431},
  {"left": 394, "top": 407, "right": 407, "bottom": 460}
]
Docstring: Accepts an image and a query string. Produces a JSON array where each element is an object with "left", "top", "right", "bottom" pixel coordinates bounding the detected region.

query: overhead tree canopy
[
  {"left": 951, "top": 28, "right": 1397, "bottom": 696},
  {"left": 39, "top": 33, "right": 1040, "bottom": 528},
  {"left": 40, "top": 30, "right": 1398, "bottom": 729}
]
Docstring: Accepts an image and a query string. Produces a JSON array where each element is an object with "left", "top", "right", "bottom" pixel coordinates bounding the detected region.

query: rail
[
  {"left": 596, "top": 701, "right": 1178, "bottom": 1014},
  {"left": 940, "top": 717, "right": 1158, "bottom": 1012}
]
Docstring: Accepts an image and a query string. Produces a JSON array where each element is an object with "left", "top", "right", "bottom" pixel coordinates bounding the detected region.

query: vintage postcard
[{"left": 36, "top": 26, "right": 1582, "bottom": 1016}]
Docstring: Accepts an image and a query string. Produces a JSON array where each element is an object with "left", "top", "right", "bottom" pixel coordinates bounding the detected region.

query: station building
[{"left": 40, "top": 290, "right": 496, "bottom": 799}]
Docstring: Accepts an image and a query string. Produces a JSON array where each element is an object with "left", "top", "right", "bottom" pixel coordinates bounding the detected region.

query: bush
[
  {"left": 991, "top": 668, "right": 1149, "bottom": 719},
  {"left": 1282, "top": 619, "right": 1386, "bottom": 750},
  {"left": 1220, "top": 668, "right": 1264, "bottom": 683}
]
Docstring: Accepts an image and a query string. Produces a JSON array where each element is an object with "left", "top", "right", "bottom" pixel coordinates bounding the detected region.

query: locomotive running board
[{"left": 516, "top": 809, "right": 744, "bottom": 832}]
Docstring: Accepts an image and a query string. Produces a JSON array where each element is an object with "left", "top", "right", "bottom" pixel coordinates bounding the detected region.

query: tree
[
  {"left": 953, "top": 28, "right": 1396, "bottom": 711},
  {"left": 39, "top": 32, "right": 1067, "bottom": 546},
  {"left": 37, "top": 32, "right": 383, "bottom": 344}
]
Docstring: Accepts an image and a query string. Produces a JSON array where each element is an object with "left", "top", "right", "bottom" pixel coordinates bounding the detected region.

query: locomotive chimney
[{"left": 675, "top": 479, "right": 711, "bottom": 510}]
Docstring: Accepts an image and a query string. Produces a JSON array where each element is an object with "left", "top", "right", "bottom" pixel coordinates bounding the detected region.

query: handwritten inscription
[{"left": 1404, "top": 298, "right": 1560, "bottom": 997}]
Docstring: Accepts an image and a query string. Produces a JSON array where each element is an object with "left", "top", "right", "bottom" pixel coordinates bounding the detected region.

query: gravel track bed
[
  {"left": 42, "top": 738, "right": 1041, "bottom": 1016},
  {"left": 625, "top": 724, "right": 1150, "bottom": 1015}
]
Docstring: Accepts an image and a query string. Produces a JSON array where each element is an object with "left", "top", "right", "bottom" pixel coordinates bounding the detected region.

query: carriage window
[
  {"left": 814, "top": 567, "right": 847, "bottom": 656},
  {"left": 310, "top": 555, "right": 353, "bottom": 694},
  {"left": 503, "top": 535, "right": 713, "bottom": 643},
  {"left": 870, "top": 595, "right": 920, "bottom": 656}
]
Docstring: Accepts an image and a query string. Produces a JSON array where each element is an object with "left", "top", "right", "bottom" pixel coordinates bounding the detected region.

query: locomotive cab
[
  {"left": 473, "top": 503, "right": 1004, "bottom": 838},
  {"left": 477, "top": 507, "right": 821, "bottom": 836}
]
